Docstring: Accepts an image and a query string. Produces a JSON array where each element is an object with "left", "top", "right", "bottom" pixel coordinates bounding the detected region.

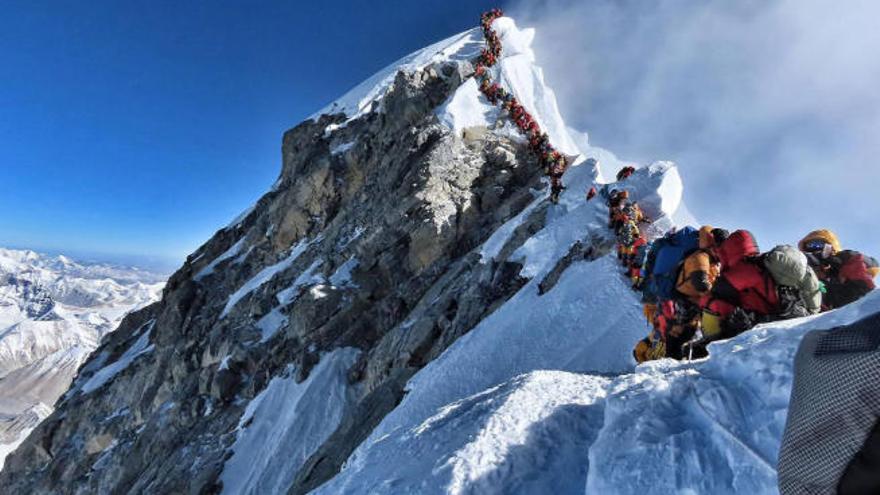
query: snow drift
[{"left": 319, "top": 291, "right": 880, "bottom": 494}]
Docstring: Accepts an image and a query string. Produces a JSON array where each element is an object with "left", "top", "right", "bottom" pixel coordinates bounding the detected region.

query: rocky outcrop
[{"left": 0, "top": 55, "right": 560, "bottom": 494}]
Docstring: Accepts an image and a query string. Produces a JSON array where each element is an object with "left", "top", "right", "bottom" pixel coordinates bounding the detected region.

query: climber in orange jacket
[
  {"left": 675, "top": 226, "right": 727, "bottom": 305},
  {"left": 607, "top": 190, "right": 629, "bottom": 231}
]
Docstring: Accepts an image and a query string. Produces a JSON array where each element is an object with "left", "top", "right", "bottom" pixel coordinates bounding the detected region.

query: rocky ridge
[{"left": 0, "top": 19, "right": 600, "bottom": 494}]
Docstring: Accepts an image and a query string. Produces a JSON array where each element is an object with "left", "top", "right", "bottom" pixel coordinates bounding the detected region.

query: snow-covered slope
[
  {"left": 322, "top": 370, "right": 610, "bottom": 495},
  {"left": 319, "top": 292, "right": 880, "bottom": 494},
  {"left": 436, "top": 17, "right": 579, "bottom": 156},
  {"left": 311, "top": 28, "right": 483, "bottom": 122},
  {"left": 315, "top": 36, "right": 875, "bottom": 487},
  {"left": 220, "top": 347, "right": 360, "bottom": 495},
  {"left": 313, "top": 18, "right": 872, "bottom": 495},
  {"left": 0, "top": 248, "right": 164, "bottom": 469},
  {"left": 1, "top": 14, "right": 866, "bottom": 495},
  {"left": 326, "top": 214, "right": 830, "bottom": 494}
]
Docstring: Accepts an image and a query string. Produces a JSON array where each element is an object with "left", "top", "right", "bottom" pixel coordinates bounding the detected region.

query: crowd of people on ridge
[
  {"left": 476, "top": 8, "right": 573, "bottom": 204},
  {"left": 475, "top": 10, "right": 877, "bottom": 362},
  {"left": 474, "top": 8, "right": 880, "bottom": 492},
  {"left": 590, "top": 167, "right": 879, "bottom": 363}
]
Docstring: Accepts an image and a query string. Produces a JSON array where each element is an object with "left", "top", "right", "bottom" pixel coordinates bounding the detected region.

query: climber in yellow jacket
[{"left": 799, "top": 229, "right": 879, "bottom": 310}]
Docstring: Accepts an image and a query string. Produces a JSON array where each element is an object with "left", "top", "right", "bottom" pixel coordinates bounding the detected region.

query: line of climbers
[
  {"left": 475, "top": 9, "right": 573, "bottom": 204},
  {"left": 475, "top": 9, "right": 878, "bottom": 353},
  {"left": 590, "top": 167, "right": 879, "bottom": 363}
]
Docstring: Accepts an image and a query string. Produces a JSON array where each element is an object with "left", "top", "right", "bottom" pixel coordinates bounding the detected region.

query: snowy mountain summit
[
  {"left": 0, "top": 248, "right": 164, "bottom": 469},
  {"left": 0, "top": 16, "right": 872, "bottom": 495}
]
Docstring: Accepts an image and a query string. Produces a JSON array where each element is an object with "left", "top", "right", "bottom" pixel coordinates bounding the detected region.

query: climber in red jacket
[
  {"left": 616, "top": 166, "right": 636, "bottom": 181},
  {"left": 700, "top": 230, "right": 780, "bottom": 339}
]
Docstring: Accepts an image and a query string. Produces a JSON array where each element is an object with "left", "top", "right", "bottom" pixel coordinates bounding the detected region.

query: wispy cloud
[{"left": 509, "top": 0, "right": 880, "bottom": 254}]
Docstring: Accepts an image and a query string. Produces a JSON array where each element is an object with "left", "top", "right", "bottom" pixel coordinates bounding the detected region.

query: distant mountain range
[{"left": 0, "top": 247, "right": 164, "bottom": 469}]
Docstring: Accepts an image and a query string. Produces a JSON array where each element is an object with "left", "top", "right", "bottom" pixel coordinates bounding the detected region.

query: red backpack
[
  {"left": 722, "top": 262, "right": 780, "bottom": 315},
  {"left": 716, "top": 230, "right": 760, "bottom": 270},
  {"left": 837, "top": 251, "right": 876, "bottom": 289},
  {"left": 710, "top": 230, "right": 780, "bottom": 316}
]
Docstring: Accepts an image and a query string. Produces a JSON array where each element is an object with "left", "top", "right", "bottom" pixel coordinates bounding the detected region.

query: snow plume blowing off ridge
[
  {"left": 508, "top": 0, "right": 880, "bottom": 254},
  {"left": 3, "top": 10, "right": 877, "bottom": 495}
]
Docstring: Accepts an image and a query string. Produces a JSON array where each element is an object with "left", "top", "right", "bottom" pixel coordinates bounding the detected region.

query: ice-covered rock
[
  {"left": 219, "top": 347, "right": 359, "bottom": 495},
  {"left": 0, "top": 13, "right": 857, "bottom": 495}
]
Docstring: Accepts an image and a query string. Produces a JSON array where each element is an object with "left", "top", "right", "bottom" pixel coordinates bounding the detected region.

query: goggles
[{"left": 803, "top": 239, "right": 828, "bottom": 252}]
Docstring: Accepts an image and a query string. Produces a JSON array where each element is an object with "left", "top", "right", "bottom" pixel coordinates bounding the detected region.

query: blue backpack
[{"left": 642, "top": 226, "right": 700, "bottom": 302}]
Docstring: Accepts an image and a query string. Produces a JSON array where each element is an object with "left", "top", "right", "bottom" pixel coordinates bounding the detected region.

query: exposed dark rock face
[{"left": 0, "top": 59, "right": 558, "bottom": 494}]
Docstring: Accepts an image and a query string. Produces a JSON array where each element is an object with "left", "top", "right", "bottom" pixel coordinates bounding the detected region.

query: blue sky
[
  {"left": 2, "top": 0, "right": 877, "bottom": 272},
  {"left": 0, "top": 1, "right": 496, "bottom": 270}
]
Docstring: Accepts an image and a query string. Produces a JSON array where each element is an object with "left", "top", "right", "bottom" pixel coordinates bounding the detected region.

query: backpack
[
  {"left": 718, "top": 258, "right": 781, "bottom": 316},
  {"left": 763, "top": 245, "right": 808, "bottom": 286},
  {"left": 824, "top": 250, "right": 876, "bottom": 309},
  {"left": 716, "top": 230, "right": 760, "bottom": 269},
  {"left": 762, "top": 245, "right": 822, "bottom": 313},
  {"left": 643, "top": 226, "right": 700, "bottom": 302},
  {"left": 775, "top": 285, "right": 813, "bottom": 320},
  {"left": 616, "top": 166, "right": 636, "bottom": 181}
]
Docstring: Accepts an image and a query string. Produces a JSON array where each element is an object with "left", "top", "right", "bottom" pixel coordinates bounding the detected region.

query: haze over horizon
[{"left": 0, "top": 242, "right": 178, "bottom": 273}]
